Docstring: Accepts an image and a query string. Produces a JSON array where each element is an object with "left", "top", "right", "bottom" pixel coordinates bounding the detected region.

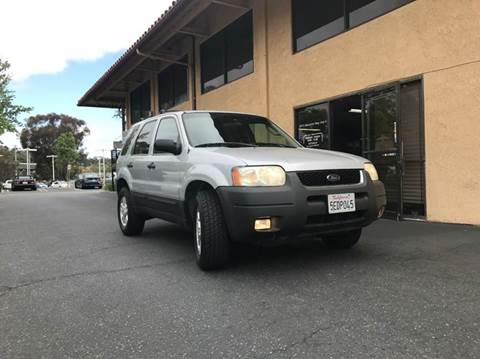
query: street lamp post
[{"left": 46, "top": 155, "right": 57, "bottom": 181}]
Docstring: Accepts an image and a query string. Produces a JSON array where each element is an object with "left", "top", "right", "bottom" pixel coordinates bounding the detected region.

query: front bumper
[{"left": 216, "top": 171, "right": 386, "bottom": 242}]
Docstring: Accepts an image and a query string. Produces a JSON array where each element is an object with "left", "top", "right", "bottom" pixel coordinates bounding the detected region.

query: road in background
[{"left": 0, "top": 191, "right": 479, "bottom": 358}]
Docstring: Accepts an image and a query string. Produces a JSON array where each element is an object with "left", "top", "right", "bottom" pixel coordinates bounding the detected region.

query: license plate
[
  {"left": 328, "top": 193, "right": 356, "bottom": 214},
  {"left": 22, "top": 182, "right": 28, "bottom": 184}
]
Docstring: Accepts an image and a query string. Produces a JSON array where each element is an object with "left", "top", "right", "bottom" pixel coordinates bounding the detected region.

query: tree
[
  {"left": 20, "top": 113, "right": 89, "bottom": 180},
  {"left": 0, "top": 146, "right": 16, "bottom": 182},
  {"left": 55, "top": 132, "right": 79, "bottom": 179},
  {"left": 0, "top": 59, "right": 32, "bottom": 135}
]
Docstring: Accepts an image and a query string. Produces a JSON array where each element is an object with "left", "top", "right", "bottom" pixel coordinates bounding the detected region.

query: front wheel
[
  {"left": 118, "top": 187, "right": 145, "bottom": 236},
  {"left": 322, "top": 229, "right": 362, "bottom": 249},
  {"left": 194, "top": 190, "right": 230, "bottom": 271}
]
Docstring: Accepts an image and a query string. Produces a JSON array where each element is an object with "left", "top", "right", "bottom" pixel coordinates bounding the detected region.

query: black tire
[
  {"left": 193, "top": 190, "right": 230, "bottom": 270},
  {"left": 32, "top": 187, "right": 37, "bottom": 191},
  {"left": 117, "top": 187, "right": 145, "bottom": 236},
  {"left": 322, "top": 229, "right": 362, "bottom": 249}
]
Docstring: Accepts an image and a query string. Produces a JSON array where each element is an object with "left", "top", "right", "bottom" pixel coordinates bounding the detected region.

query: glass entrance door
[{"left": 363, "top": 87, "right": 402, "bottom": 218}]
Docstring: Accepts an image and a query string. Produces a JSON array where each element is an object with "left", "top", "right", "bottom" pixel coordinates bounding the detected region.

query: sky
[{"left": 0, "top": 0, "right": 172, "bottom": 158}]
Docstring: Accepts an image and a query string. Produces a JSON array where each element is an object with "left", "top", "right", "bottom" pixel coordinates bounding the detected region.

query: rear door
[{"left": 129, "top": 119, "right": 158, "bottom": 199}]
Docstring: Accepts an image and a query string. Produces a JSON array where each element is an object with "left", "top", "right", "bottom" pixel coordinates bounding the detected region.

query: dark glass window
[
  {"left": 121, "top": 125, "right": 141, "bottom": 156},
  {"left": 130, "top": 81, "right": 151, "bottom": 124},
  {"left": 158, "top": 56, "right": 188, "bottom": 111},
  {"left": 201, "top": 32, "right": 226, "bottom": 93},
  {"left": 154, "top": 118, "right": 180, "bottom": 153},
  {"left": 132, "top": 120, "right": 157, "bottom": 155},
  {"left": 292, "top": 0, "right": 344, "bottom": 52},
  {"left": 348, "top": 0, "right": 414, "bottom": 28},
  {"left": 292, "top": 0, "right": 415, "bottom": 52},
  {"left": 201, "top": 11, "right": 254, "bottom": 93},
  {"left": 226, "top": 12, "right": 254, "bottom": 82},
  {"left": 295, "top": 103, "right": 330, "bottom": 149}
]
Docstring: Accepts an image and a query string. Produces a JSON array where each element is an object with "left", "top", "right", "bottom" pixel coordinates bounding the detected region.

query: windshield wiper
[
  {"left": 195, "top": 142, "right": 257, "bottom": 148},
  {"left": 256, "top": 142, "right": 296, "bottom": 148}
]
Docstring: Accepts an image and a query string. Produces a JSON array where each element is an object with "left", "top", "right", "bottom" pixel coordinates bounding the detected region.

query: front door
[{"left": 363, "top": 87, "right": 402, "bottom": 218}]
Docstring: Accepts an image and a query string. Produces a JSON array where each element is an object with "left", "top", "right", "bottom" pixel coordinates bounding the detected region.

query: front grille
[
  {"left": 306, "top": 211, "right": 366, "bottom": 226},
  {"left": 297, "top": 169, "right": 361, "bottom": 187}
]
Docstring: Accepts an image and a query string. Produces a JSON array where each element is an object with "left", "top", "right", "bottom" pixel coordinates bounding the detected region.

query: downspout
[
  {"left": 264, "top": 0, "right": 270, "bottom": 118},
  {"left": 189, "top": 35, "right": 197, "bottom": 110}
]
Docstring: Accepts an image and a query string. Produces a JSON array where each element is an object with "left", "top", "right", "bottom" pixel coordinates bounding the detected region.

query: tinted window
[
  {"left": 132, "top": 121, "right": 157, "bottom": 155},
  {"left": 121, "top": 126, "right": 141, "bottom": 156},
  {"left": 154, "top": 118, "right": 180, "bottom": 154},
  {"left": 201, "top": 11, "right": 253, "bottom": 93},
  {"left": 158, "top": 56, "right": 188, "bottom": 111},
  {"left": 201, "top": 31, "right": 226, "bottom": 93},
  {"left": 182, "top": 112, "right": 298, "bottom": 148},
  {"left": 348, "top": 0, "right": 414, "bottom": 28},
  {"left": 292, "top": 0, "right": 415, "bottom": 52},
  {"left": 226, "top": 12, "right": 254, "bottom": 82},
  {"left": 130, "top": 81, "right": 151, "bottom": 124},
  {"left": 296, "top": 103, "right": 330, "bottom": 149},
  {"left": 293, "top": 0, "right": 344, "bottom": 52}
]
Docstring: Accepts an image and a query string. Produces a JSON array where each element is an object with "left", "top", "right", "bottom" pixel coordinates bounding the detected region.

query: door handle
[
  {"left": 147, "top": 162, "right": 156, "bottom": 170},
  {"left": 127, "top": 163, "right": 134, "bottom": 168}
]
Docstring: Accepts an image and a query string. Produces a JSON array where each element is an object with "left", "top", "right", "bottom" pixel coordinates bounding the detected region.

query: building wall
[{"left": 125, "top": 0, "right": 480, "bottom": 224}]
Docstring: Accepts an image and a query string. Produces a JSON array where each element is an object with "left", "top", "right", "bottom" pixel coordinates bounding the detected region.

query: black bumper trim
[{"left": 216, "top": 171, "right": 386, "bottom": 242}]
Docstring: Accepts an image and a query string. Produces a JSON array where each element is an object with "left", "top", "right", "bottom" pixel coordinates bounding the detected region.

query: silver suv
[{"left": 116, "top": 111, "right": 386, "bottom": 270}]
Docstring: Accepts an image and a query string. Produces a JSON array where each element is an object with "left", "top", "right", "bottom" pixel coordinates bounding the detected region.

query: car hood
[{"left": 205, "top": 147, "right": 367, "bottom": 172}]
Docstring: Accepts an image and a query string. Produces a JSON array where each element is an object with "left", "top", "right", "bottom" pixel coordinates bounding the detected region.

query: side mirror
[{"left": 154, "top": 139, "right": 182, "bottom": 155}]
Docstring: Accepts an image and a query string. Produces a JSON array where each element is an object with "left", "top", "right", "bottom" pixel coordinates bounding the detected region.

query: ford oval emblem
[{"left": 326, "top": 174, "right": 341, "bottom": 183}]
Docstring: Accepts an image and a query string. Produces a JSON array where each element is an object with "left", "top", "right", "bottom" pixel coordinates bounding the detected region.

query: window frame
[
  {"left": 131, "top": 119, "right": 158, "bottom": 156},
  {"left": 200, "top": 10, "right": 254, "bottom": 94},
  {"left": 153, "top": 116, "right": 182, "bottom": 156},
  {"left": 291, "top": 0, "right": 415, "bottom": 53}
]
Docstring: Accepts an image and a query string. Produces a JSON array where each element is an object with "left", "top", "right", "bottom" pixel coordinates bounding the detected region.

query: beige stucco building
[{"left": 79, "top": 0, "right": 480, "bottom": 225}]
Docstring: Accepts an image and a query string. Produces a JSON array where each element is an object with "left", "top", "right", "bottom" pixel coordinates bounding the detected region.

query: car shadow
[{"left": 138, "top": 219, "right": 378, "bottom": 274}]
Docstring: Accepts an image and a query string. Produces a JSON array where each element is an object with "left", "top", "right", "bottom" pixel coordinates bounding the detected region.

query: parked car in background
[
  {"left": 12, "top": 176, "right": 37, "bottom": 191},
  {"left": 2, "top": 180, "right": 13, "bottom": 191},
  {"left": 116, "top": 111, "right": 386, "bottom": 270},
  {"left": 50, "top": 180, "right": 68, "bottom": 189},
  {"left": 75, "top": 173, "right": 102, "bottom": 189},
  {"left": 36, "top": 182, "right": 48, "bottom": 189}
]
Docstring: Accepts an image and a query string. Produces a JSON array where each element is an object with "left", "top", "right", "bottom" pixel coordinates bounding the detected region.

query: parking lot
[{"left": 0, "top": 190, "right": 479, "bottom": 358}]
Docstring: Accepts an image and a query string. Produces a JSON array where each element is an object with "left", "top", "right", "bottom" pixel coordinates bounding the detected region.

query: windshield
[{"left": 182, "top": 112, "right": 299, "bottom": 148}]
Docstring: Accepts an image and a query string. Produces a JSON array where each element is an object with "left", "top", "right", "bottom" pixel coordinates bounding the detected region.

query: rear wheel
[
  {"left": 322, "top": 229, "right": 362, "bottom": 249},
  {"left": 117, "top": 187, "right": 145, "bottom": 236},
  {"left": 194, "top": 190, "right": 230, "bottom": 270}
]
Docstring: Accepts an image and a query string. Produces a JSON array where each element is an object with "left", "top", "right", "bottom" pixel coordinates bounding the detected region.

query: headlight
[
  {"left": 364, "top": 163, "right": 379, "bottom": 181},
  {"left": 232, "top": 166, "right": 286, "bottom": 187}
]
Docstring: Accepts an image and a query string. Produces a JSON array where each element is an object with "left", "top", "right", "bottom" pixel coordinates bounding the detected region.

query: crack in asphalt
[
  {"left": 259, "top": 326, "right": 327, "bottom": 358},
  {"left": 0, "top": 257, "right": 191, "bottom": 298}
]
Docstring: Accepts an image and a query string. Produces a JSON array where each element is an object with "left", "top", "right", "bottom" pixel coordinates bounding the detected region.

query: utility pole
[
  {"left": 14, "top": 147, "right": 17, "bottom": 177},
  {"left": 98, "top": 149, "right": 108, "bottom": 184},
  {"left": 46, "top": 155, "right": 57, "bottom": 181}
]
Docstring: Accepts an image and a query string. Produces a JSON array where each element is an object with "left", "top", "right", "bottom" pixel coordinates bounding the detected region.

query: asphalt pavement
[{"left": 0, "top": 190, "right": 479, "bottom": 358}]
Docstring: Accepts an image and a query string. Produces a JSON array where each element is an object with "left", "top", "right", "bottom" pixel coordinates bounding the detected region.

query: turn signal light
[{"left": 254, "top": 218, "right": 272, "bottom": 231}]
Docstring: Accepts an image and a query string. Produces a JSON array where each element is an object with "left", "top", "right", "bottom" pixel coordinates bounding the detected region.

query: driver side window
[{"left": 154, "top": 117, "right": 180, "bottom": 154}]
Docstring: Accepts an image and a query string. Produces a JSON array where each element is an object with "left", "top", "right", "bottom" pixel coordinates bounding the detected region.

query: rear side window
[
  {"left": 133, "top": 120, "right": 157, "bottom": 155},
  {"left": 121, "top": 126, "right": 141, "bottom": 156}
]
